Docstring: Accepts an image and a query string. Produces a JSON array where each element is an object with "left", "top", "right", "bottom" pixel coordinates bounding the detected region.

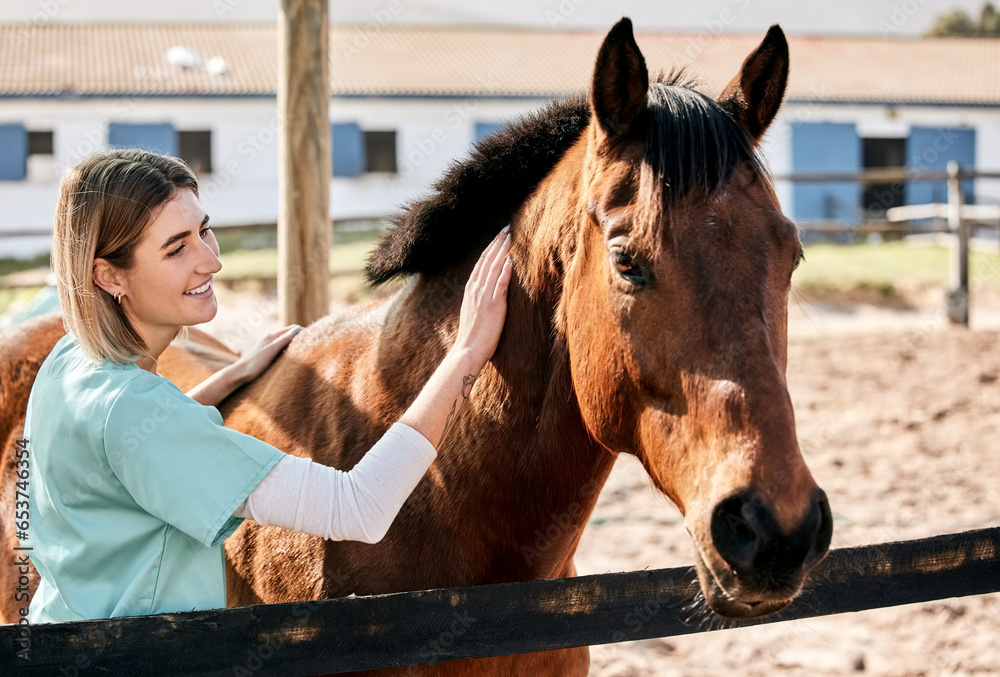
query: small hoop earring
[{"left": 115, "top": 291, "right": 123, "bottom": 305}]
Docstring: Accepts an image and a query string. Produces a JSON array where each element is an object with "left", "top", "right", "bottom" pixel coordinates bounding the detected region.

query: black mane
[
  {"left": 365, "top": 74, "right": 762, "bottom": 285},
  {"left": 365, "top": 96, "right": 590, "bottom": 285},
  {"left": 642, "top": 81, "right": 763, "bottom": 208}
]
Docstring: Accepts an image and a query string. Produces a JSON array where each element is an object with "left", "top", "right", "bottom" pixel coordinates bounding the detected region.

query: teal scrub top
[{"left": 21, "top": 333, "right": 285, "bottom": 623}]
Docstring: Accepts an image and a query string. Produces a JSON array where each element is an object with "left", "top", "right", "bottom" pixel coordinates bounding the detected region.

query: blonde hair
[{"left": 52, "top": 149, "right": 198, "bottom": 364}]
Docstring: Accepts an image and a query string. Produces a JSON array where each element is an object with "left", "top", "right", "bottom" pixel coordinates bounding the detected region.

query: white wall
[
  {"left": 0, "top": 96, "right": 546, "bottom": 257},
  {"left": 2, "top": 95, "right": 999, "bottom": 259},
  {"left": 330, "top": 97, "right": 545, "bottom": 220}
]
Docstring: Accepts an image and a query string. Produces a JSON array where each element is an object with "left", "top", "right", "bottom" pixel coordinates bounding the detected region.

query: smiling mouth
[{"left": 184, "top": 280, "right": 213, "bottom": 295}]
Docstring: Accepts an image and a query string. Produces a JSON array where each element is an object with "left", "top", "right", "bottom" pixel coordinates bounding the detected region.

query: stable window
[
  {"left": 861, "top": 138, "right": 906, "bottom": 219},
  {"left": 791, "top": 122, "right": 860, "bottom": 222},
  {"left": 108, "top": 122, "right": 178, "bottom": 156},
  {"left": 475, "top": 122, "right": 504, "bottom": 143},
  {"left": 906, "top": 127, "right": 976, "bottom": 206},
  {"left": 25, "top": 130, "right": 57, "bottom": 183},
  {"left": 179, "top": 130, "right": 212, "bottom": 174},
  {"left": 0, "top": 124, "right": 27, "bottom": 181},
  {"left": 28, "top": 130, "right": 54, "bottom": 156},
  {"left": 364, "top": 130, "right": 397, "bottom": 173}
]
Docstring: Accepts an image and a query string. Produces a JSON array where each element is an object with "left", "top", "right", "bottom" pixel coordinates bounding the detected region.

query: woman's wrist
[
  {"left": 186, "top": 362, "right": 250, "bottom": 407},
  {"left": 439, "top": 346, "right": 486, "bottom": 382},
  {"left": 398, "top": 348, "right": 486, "bottom": 449},
  {"left": 225, "top": 359, "right": 255, "bottom": 389}
]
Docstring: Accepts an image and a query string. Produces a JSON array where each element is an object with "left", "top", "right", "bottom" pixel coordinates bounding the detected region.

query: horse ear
[
  {"left": 717, "top": 24, "right": 789, "bottom": 144},
  {"left": 590, "top": 17, "right": 649, "bottom": 138}
]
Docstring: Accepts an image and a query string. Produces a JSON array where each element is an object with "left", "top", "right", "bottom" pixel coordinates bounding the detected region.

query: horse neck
[
  {"left": 498, "top": 137, "right": 621, "bottom": 576},
  {"left": 387, "top": 143, "right": 615, "bottom": 579}
]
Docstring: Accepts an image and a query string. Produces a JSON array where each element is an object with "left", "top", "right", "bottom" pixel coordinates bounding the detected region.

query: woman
[{"left": 21, "top": 149, "right": 512, "bottom": 623}]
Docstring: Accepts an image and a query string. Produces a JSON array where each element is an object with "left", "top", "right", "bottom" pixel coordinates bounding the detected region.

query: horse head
[
  {"left": 551, "top": 19, "right": 831, "bottom": 618},
  {"left": 366, "top": 17, "right": 830, "bottom": 621}
]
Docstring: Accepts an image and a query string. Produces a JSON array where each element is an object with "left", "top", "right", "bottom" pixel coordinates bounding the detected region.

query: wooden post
[
  {"left": 946, "top": 160, "right": 968, "bottom": 326},
  {"left": 278, "top": 0, "right": 330, "bottom": 326}
]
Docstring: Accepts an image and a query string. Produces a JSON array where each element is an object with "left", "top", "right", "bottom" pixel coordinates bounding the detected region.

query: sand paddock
[{"left": 200, "top": 284, "right": 1000, "bottom": 676}]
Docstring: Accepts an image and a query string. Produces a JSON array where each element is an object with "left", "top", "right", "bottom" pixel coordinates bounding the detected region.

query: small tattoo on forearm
[
  {"left": 439, "top": 374, "right": 477, "bottom": 447},
  {"left": 462, "top": 374, "right": 476, "bottom": 398}
]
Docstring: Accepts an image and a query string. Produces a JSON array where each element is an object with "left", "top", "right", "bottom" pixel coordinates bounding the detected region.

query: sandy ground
[{"left": 204, "top": 282, "right": 1000, "bottom": 677}]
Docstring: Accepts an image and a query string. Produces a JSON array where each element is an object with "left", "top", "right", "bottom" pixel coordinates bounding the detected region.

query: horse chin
[{"left": 692, "top": 550, "right": 795, "bottom": 620}]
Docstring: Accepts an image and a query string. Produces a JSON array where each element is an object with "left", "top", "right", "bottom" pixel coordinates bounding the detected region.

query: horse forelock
[
  {"left": 633, "top": 77, "right": 767, "bottom": 249},
  {"left": 365, "top": 96, "right": 591, "bottom": 286}
]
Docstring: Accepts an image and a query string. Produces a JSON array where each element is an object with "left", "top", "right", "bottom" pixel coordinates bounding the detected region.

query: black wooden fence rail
[{"left": 1, "top": 526, "right": 997, "bottom": 676}]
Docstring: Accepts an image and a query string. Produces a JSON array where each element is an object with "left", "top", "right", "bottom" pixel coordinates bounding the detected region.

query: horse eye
[
  {"left": 611, "top": 250, "right": 649, "bottom": 286},
  {"left": 612, "top": 251, "right": 633, "bottom": 273},
  {"left": 793, "top": 249, "right": 805, "bottom": 271}
]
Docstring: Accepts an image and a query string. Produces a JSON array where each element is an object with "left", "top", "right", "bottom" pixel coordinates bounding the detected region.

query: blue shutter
[
  {"left": 0, "top": 124, "right": 27, "bottom": 181},
  {"left": 331, "top": 123, "right": 364, "bottom": 177},
  {"left": 474, "top": 122, "right": 504, "bottom": 143},
  {"left": 108, "top": 123, "right": 177, "bottom": 156},
  {"left": 906, "top": 127, "right": 975, "bottom": 205},
  {"left": 791, "top": 122, "right": 860, "bottom": 222}
]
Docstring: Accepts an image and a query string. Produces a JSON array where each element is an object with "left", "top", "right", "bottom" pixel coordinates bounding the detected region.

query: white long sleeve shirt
[{"left": 235, "top": 423, "right": 437, "bottom": 543}]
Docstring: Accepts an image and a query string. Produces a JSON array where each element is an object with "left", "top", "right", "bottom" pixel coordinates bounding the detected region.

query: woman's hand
[
  {"left": 400, "top": 228, "right": 512, "bottom": 448},
  {"left": 231, "top": 325, "right": 302, "bottom": 386},
  {"left": 187, "top": 325, "right": 300, "bottom": 407},
  {"left": 451, "top": 227, "right": 513, "bottom": 373}
]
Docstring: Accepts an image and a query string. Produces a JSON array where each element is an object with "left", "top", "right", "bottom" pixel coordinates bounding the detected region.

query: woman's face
[{"left": 119, "top": 188, "right": 222, "bottom": 347}]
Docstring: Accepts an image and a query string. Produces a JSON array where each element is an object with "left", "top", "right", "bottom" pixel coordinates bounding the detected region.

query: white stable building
[{"left": 1, "top": 24, "right": 999, "bottom": 256}]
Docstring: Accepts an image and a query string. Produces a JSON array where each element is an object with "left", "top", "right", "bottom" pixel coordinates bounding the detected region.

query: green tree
[{"left": 928, "top": 2, "right": 1000, "bottom": 36}]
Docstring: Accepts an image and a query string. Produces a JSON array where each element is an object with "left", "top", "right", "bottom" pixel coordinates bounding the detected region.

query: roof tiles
[{"left": 0, "top": 23, "right": 997, "bottom": 104}]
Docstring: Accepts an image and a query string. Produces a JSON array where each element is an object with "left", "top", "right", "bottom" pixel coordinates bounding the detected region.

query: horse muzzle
[{"left": 692, "top": 488, "right": 833, "bottom": 619}]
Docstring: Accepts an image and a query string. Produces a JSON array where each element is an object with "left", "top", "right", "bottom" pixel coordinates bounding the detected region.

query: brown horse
[{"left": 0, "top": 18, "right": 830, "bottom": 676}]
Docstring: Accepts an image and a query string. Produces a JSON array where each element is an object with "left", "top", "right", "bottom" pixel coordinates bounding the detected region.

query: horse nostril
[
  {"left": 710, "top": 492, "right": 766, "bottom": 575},
  {"left": 806, "top": 489, "right": 834, "bottom": 568},
  {"left": 710, "top": 489, "right": 833, "bottom": 579}
]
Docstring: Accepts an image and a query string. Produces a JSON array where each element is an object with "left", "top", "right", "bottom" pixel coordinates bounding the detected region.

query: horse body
[
  {"left": 0, "top": 18, "right": 831, "bottom": 677},
  {"left": 223, "top": 268, "right": 611, "bottom": 675}
]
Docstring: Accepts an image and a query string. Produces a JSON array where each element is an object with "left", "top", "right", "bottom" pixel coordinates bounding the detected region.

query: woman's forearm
[
  {"left": 186, "top": 325, "right": 300, "bottom": 407},
  {"left": 399, "top": 348, "right": 484, "bottom": 448},
  {"left": 399, "top": 229, "right": 512, "bottom": 448},
  {"left": 186, "top": 363, "right": 250, "bottom": 407}
]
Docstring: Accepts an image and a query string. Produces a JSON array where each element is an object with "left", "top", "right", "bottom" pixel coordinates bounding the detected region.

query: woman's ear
[{"left": 93, "top": 258, "right": 125, "bottom": 299}]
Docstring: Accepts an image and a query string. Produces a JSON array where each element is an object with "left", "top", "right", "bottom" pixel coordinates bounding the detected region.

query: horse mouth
[{"left": 691, "top": 549, "right": 797, "bottom": 619}]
